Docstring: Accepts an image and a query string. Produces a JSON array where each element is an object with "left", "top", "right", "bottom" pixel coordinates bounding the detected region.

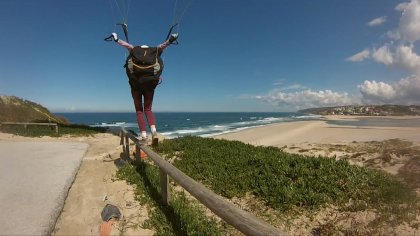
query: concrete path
[{"left": 0, "top": 141, "right": 88, "bottom": 235}]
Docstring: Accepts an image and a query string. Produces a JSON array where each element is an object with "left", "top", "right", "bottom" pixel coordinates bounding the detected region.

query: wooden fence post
[
  {"left": 135, "top": 145, "right": 141, "bottom": 162},
  {"left": 160, "top": 168, "right": 170, "bottom": 206},
  {"left": 125, "top": 136, "right": 130, "bottom": 159},
  {"left": 120, "top": 132, "right": 125, "bottom": 154},
  {"left": 120, "top": 131, "right": 124, "bottom": 145}
]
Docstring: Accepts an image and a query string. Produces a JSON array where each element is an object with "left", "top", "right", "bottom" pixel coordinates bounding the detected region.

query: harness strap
[
  {"left": 117, "top": 23, "right": 129, "bottom": 43},
  {"left": 131, "top": 60, "right": 159, "bottom": 69},
  {"left": 104, "top": 35, "right": 113, "bottom": 41},
  {"left": 130, "top": 48, "right": 161, "bottom": 70},
  {"left": 165, "top": 23, "right": 179, "bottom": 45}
]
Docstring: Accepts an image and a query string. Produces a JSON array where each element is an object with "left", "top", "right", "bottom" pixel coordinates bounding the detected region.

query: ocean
[{"left": 55, "top": 112, "right": 320, "bottom": 139}]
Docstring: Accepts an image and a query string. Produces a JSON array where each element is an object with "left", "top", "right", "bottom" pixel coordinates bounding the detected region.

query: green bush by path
[
  {"left": 116, "top": 162, "right": 227, "bottom": 236},
  {"left": 0, "top": 123, "right": 107, "bottom": 137},
  {"left": 155, "top": 136, "right": 418, "bottom": 216}
]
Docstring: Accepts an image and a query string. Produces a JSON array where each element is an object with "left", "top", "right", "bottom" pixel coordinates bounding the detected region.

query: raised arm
[
  {"left": 116, "top": 38, "right": 134, "bottom": 51},
  {"left": 158, "top": 39, "right": 171, "bottom": 50},
  {"left": 158, "top": 33, "right": 179, "bottom": 51},
  {"left": 111, "top": 33, "right": 134, "bottom": 51}
]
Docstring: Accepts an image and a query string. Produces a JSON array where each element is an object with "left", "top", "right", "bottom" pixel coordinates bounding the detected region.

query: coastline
[{"left": 215, "top": 115, "right": 420, "bottom": 147}]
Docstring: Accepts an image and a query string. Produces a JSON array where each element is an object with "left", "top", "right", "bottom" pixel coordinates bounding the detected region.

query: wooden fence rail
[
  {"left": 1, "top": 122, "right": 59, "bottom": 133},
  {"left": 119, "top": 127, "right": 286, "bottom": 236}
]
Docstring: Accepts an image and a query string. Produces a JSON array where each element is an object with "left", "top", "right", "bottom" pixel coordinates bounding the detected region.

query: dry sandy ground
[
  {"left": 216, "top": 115, "right": 420, "bottom": 235},
  {"left": 0, "top": 132, "right": 153, "bottom": 236}
]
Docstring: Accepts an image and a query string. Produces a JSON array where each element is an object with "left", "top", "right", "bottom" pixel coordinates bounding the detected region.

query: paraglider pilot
[{"left": 111, "top": 32, "right": 178, "bottom": 145}]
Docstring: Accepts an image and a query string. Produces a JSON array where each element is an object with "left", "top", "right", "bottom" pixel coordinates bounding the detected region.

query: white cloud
[
  {"left": 272, "top": 80, "right": 307, "bottom": 90},
  {"left": 346, "top": 49, "right": 371, "bottom": 62},
  {"left": 368, "top": 16, "right": 387, "bottom": 26},
  {"left": 397, "top": 0, "right": 420, "bottom": 42},
  {"left": 347, "top": 0, "right": 420, "bottom": 105},
  {"left": 394, "top": 44, "right": 420, "bottom": 73},
  {"left": 272, "top": 79, "right": 285, "bottom": 86},
  {"left": 256, "top": 89, "right": 357, "bottom": 110},
  {"left": 386, "top": 30, "right": 401, "bottom": 40},
  {"left": 370, "top": 44, "right": 420, "bottom": 73},
  {"left": 395, "top": 2, "right": 409, "bottom": 11},
  {"left": 256, "top": 0, "right": 420, "bottom": 110},
  {"left": 358, "top": 76, "right": 420, "bottom": 104},
  {"left": 372, "top": 45, "right": 394, "bottom": 65},
  {"left": 358, "top": 80, "right": 397, "bottom": 103},
  {"left": 279, "top": 84, "right": 307, "bottom": 91}
]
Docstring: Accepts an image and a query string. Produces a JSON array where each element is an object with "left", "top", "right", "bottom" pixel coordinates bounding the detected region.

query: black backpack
[{"left": 125, "top": 46, "right": 164, "bottom": 84}]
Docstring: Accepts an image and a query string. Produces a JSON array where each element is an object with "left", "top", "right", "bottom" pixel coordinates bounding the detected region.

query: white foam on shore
[
  {"left": 293, "top": 114, "right": 323, "bottom": 119},
  {"left": 92, "top": 121, "right": 129, "bottom": 127},
  {"left": 87, "top": 115, "right": 321, "bottom": 139},
  {"left": 160, "top": 117, "right": 288, "bottom": 139}
]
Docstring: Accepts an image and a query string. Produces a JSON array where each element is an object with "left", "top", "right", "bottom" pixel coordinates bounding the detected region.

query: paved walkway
[{"left": 0, "top": 141, "right": 88, "bottom": 235}]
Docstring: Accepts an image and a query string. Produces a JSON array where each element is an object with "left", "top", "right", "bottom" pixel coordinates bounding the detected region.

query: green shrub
[
  {"left": 116, "top": 162, "right": 226, "bottom": 235},
  {"left": 155, "top": 137, "right": 418, "bottom": 214}
]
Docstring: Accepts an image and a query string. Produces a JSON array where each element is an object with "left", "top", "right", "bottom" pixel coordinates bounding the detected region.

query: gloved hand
[
  {"left": 169, "top": 33, "right": 178, "bottom": 43},
  {"left": 111, "top": 33, "right": 118, "bottom": 42}
]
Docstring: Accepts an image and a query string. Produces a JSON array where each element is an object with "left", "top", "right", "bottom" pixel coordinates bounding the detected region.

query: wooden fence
[
  {"left": 119, "top": 127, "right": 286, "bottom": 236},
  {"left": 1, "top": 122, "right": 59, "bottom": 133}
]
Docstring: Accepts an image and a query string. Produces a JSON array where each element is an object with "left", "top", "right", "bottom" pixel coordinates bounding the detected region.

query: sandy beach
[
  {"left": 216, "top": 115, "right": 420, "bottom": 147},
  {"left": 216, "top": 115, "right": 420, "bottom": 181},
  {"left": 1, "top": 115, "right": 419, "bottom": 235}
]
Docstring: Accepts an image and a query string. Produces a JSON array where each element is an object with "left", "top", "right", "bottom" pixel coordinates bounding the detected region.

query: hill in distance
[
  {"left": 299, "top": 105, "right": 420, "bottom": 116},
  {"left": 0, "top": 95, "right": 68, "bottom": 124}
]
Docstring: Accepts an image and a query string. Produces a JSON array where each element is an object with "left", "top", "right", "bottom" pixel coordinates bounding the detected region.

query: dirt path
[
  {"left": 52, "top": 133, "right": 153, "bottom": 235},
  {"left": 0, "top": 132, "right": 153, "bottom": 235}
]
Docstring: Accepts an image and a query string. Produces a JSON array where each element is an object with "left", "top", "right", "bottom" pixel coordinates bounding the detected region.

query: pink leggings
[{"left": 131, "top": 87, "right": 156, "bottom": 132}]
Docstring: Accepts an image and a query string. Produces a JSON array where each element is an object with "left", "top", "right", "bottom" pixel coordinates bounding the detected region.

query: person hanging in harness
[{"left": 109, "top": 32, "right": 178, "bottom": 145}]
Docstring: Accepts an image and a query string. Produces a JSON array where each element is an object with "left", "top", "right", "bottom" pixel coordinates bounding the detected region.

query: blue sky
[{"left": 1, "top": 0, "right": 419, "bottom": 112}]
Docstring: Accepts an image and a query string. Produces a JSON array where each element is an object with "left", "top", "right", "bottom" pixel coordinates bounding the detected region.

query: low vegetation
[
  {"left": 314, "top": 139, "right": 420, "bottom": 189},
  {"left": 116, "top": 162, "right": 230, "bottom": 235},
  {"left": 0, "top": 123, "right": 107, "bottom": 137},
  {"left": 116, "top": 136, "right": 419, "bottom": 235}
]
